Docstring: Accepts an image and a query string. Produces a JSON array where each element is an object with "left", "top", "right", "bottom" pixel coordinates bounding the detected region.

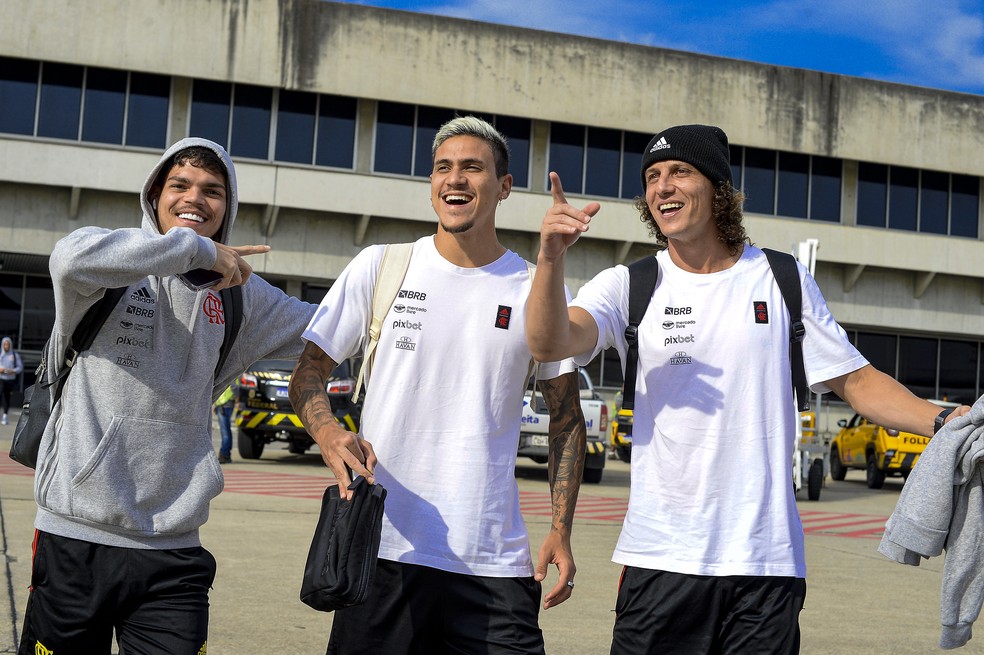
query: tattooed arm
[
  {"left": 534, "top": 369, "right": 586, "bottom": 609},
  {"left": 289, "top": 341, "right": 376, "bottom": 500}
]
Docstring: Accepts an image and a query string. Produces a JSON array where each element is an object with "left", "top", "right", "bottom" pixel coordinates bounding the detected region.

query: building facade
[{"left": 2, "top": 0, "right": 984, "bottom": 421}]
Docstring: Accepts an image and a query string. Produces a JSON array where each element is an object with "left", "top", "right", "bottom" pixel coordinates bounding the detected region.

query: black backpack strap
[
  {"left": 51, "top": 287, "right": 127, "bottom": 400},
  {"left": 763, "top": 248, "right": 810, "bottom": 412},
  {"left": 216, "top": 286, "right": 243, "bottom": 377},
  {"left": 622, "top": 256, "right": 659, "bottom": 412}
]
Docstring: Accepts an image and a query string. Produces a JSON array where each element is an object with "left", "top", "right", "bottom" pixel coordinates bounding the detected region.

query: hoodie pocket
[{"left": 70, "top": 415, "right": 223, "bottom": 536}]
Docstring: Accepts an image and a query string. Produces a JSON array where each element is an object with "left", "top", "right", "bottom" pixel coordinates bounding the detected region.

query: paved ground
[{"left": 0, "top": 416, "right": 968, "bottom": 654}]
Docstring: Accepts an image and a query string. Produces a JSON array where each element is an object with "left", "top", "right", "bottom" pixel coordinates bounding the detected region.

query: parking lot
[{"left": 0, "top": 419, "right": 960, "bottom": 654}]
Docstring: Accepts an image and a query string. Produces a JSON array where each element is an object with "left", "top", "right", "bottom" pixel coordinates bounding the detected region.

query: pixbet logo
[
  {"left": 664, "top": 334, "right": 694, "bottom": 347},
  {"left": 392, "top": 319, "right": 422, "bottom": 330}
]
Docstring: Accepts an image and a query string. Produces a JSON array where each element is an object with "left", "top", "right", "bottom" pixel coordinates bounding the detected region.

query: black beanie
[{"left": 639, "top": 124, "right": 732, "bottom": 188}]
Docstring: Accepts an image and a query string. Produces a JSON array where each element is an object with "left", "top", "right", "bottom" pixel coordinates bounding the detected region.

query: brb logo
[
  {"left": 398, "top": 289, "right": 427, "bottom": 301},
  {"left": 664, "top": 307, "right": 692, "bottom": 316}
]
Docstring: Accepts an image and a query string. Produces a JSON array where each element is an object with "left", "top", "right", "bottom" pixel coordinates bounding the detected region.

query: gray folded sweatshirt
[{"left": 878, "top": 396, "right": 984, "bottom": 650}]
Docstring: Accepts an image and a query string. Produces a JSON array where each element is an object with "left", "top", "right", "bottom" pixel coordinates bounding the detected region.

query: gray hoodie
[
  {"left": 34, "top": 137, "right": 316, "bottom": 549},
  {"left": 878, "top": 395, "right": 984, "bottom": 650}
]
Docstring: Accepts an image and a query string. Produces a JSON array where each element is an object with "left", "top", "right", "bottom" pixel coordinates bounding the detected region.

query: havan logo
[{"left": 395, "top": 336, "right": 416, "bottom": 351}]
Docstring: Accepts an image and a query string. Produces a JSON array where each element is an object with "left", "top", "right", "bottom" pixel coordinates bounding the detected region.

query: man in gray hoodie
[{"left": 18, "top": 138, "right": 316, "bottom": 655}]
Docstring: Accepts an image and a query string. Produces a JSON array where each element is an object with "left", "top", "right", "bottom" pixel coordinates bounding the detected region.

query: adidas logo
[
  {"left": 130, "top": 286, "right": 154, "bottom": 303},
  {"left": 649, "top": 136, "right": 671, "bottom": 152}
]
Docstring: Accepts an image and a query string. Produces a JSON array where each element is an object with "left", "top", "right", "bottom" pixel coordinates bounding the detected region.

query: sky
[{"left": 333, "top": 0, "right": 984, "bottom": 96}]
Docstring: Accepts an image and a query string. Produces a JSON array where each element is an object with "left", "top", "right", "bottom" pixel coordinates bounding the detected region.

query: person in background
[
  {"left": 214, "top": 385, "right": 236, "bottom": 463},
  {"left": 526, "top": 123, "right": 971, "bottom": 655},
  {"left": 0, "top": 336, "right": 23, "bottom": 425}
]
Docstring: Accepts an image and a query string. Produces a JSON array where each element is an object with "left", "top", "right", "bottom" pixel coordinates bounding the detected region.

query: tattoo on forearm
[
  {"left": 288, "top": 343, "right": 340, "bottom": 438},
  {"left": 539, "top": 372, "right": 586, "bottom": 534}
]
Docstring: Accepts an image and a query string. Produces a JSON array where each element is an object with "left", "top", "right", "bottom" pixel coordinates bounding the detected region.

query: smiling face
[
  {"left": 430, "top": 135, "right": 512, "bottom": 236},
  {"left": 151, "top": 163, "right": 227, "bottom": 240},
  {"left": 643, "top": 159, "right": 717, "bottom": 246}
]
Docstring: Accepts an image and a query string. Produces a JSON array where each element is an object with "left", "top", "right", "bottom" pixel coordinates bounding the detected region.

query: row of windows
[
  {"left": 857, "top": 163, "right": 978, "bottom": 237},
  {"left": 0, "top": 57, "right": 170, "bottom": 148},
  {"left": 0, "top": 57, "right": 979, "bottom": 238}
]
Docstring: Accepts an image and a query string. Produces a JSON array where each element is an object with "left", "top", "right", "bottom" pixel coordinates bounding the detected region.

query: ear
[{"left": 498, "top": 173, "right": 513, "bottom": 201}]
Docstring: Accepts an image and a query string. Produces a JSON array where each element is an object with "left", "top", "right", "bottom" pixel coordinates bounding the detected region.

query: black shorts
[
  {"left": 18, "top": 530, "right": 216, "bottom": 655},
  {"left": 611, "top": 567, "right": 806, "bottom": 655},
  {"left": 327, "top": 559, "right": 545, "bottom": 655}
]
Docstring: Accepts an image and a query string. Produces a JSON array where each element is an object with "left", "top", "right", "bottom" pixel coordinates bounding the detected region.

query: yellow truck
[{"left": 829, "top": 401, "right": 958, "bottom": 489}]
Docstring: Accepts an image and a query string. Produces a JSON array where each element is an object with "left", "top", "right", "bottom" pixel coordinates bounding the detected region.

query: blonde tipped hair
[{"left": 432, "top": 116, "right": 510, "bottom": 177}]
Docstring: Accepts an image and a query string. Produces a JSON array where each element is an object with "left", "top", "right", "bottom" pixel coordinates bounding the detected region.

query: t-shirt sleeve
[
  {"left": 302, "top": 246, "right": 383, "bottom": 364},
  {"left": 799, "top": 267, "right": 869, "bottom": 393},
  {"left": 569, "top": 266, "right": 629, "bottom": 368}
]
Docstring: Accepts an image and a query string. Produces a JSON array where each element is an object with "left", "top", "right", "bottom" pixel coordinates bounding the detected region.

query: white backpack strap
[
  {"left": 525, "top": 260, "right": 537, "bottom": 385},
  {"left": 352, "top": 242, "right": 415, "bottom": 401}
]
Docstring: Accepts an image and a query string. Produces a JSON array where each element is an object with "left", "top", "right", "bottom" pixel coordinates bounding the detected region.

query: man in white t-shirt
[
  {"left": 289, "top": 116, "right": 587, "bottom": 655},
  {"left": 526, "top": 124, "right": 970, "bottom": 655}
]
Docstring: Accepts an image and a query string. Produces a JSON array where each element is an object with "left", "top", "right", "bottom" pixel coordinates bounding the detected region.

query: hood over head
[
  {"left": 139, "top": 137, "right": 238, "bottom": 245},
  {"left": 1, "top": 337, "right": 11, "bottom": 351}
]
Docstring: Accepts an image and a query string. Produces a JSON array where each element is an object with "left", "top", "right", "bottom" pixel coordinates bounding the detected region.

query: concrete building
[{"left": 2, "top": 0, "right": 983, "bottom": 421}]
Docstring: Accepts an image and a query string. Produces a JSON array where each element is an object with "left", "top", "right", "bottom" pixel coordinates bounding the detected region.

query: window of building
[
  {"left": 898, "top": 335, "right": 937, "bottom": 399},
  {"left": 856, "top": 162, "right": 978, "bottom": 237},
  {"left": 857, "top": 162, "right": 888, "bottom": 227},
  {"left": 189, "top": 80, "right": 232, "bottom": 147},
  {"left": 732, "top": 147, "right": 843, "bottom": 222},
  {"left": 777, "top": 152, "right": 809, "bottom": 219},
  {"left": 37, "top": 62, "right": 84, "bottom": 140},
  {"left": 853, "top": 331, "right": 984, "bottom": 403},
  {"left": 315, "top": 94, "right": 358, "bottom": 170},
  {"left": 125, "top": 73, "right": 170, "bottom": 148},
  {"left": 21, "top": 276, "right": 55, "bottom": 352},
  {"left": 547, "top": 122, "right": 585, "bottom": 194},
  {"left": 939, "top": 339, "right": 978, "bottom": 404},
  {"left": 495, "top": 114, "right": 531, "bottom": 189},
  {"left": 0, "top": 57, "right": 39, "bottom": 135},
  {"left": 81, "top": 67, "right": 127, "bottom": 144},
  {"left": 621, "top": 131, "right": 650, "bottom": 200},
  {"left": 229, "top": 84, "right": 272, "bottom": 159},
  {"left": 275, "top": 89, "right": 316, "bottom": 164},
  {"left": 950, "top": 174, "right": 979, "bottom": 238},
  {"left": 888, "top": 166, "right": 918, "bottom": 231},
  {"left": 373, "top": 101, "right": 415, "bottom": 175},
  {"left": 548, "top": 123, "right": 657, "bottom": 200},
  {"left": 8, "top": 60, "right": 169, "bottom": 149},
  {"left": 0, "top": 275, "right": 23, "bottom": 345},
  {"left": 809, "top": 156, "right": 842, "bottom": 222},
  {"left": 584, "top": 127, "right": 621, "bottom": 198}
]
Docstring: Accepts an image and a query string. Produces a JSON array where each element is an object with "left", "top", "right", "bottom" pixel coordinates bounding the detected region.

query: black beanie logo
[{"left": 650, "top": 136, "right": 670, "bottom": 152}]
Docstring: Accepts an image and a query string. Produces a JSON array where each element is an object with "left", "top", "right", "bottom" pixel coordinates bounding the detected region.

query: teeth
[
  {"left": 659, "top": 202, "right": 684, "bottom": 212},
  {"left": 177, "top": 213, "right": 205, "bottom": 223},
  {"left": 445, "top": 195, "right": 471, "bottom": 203}
]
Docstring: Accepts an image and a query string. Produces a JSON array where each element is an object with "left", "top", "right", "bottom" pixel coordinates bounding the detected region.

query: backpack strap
[
  {"left": 352, "top": 243, "right": 415, "bottom": 401},
  {"left": 216, "top": 285, "right": 244, "bottom": 377},
  {"left": 49, "top": 287, "right": 127, "bottom": 401},
  {"left": 763, "top": 248, "right": 810, "bottom": 412},
  {"left": 622, "top": 256, "right": 659, "bottom": 412}
]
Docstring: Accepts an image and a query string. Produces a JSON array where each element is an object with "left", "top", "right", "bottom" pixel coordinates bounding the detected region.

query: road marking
[{"left": 0, "top": 461, "right": 887, "bottom": 539}]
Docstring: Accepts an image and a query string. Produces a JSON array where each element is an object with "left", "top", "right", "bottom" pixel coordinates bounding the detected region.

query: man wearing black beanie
[{"left": 526, "top": 124, "right": 969, "bottom": 654}]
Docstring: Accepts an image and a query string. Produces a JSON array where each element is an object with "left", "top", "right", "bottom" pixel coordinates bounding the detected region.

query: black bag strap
[
  {"left": 49, "top": 287, "right": 128, "bottom": 401},
  {"left": 215, "top": 285, "right": 243, "bottom": 377},
  {"left": 622, "top": 256, "right": 659, "bottom": 412},
  {"left": 762, "top": 248, "right": 810, "bottom": 411}
]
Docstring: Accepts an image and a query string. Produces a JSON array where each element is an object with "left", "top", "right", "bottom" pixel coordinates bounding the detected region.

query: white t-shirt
[
  {"left": 571, "top": 246, "right": 867, "bottom": 578},
  {"left": 303, "top": 236, "right": 572, "bottom": 577}
]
